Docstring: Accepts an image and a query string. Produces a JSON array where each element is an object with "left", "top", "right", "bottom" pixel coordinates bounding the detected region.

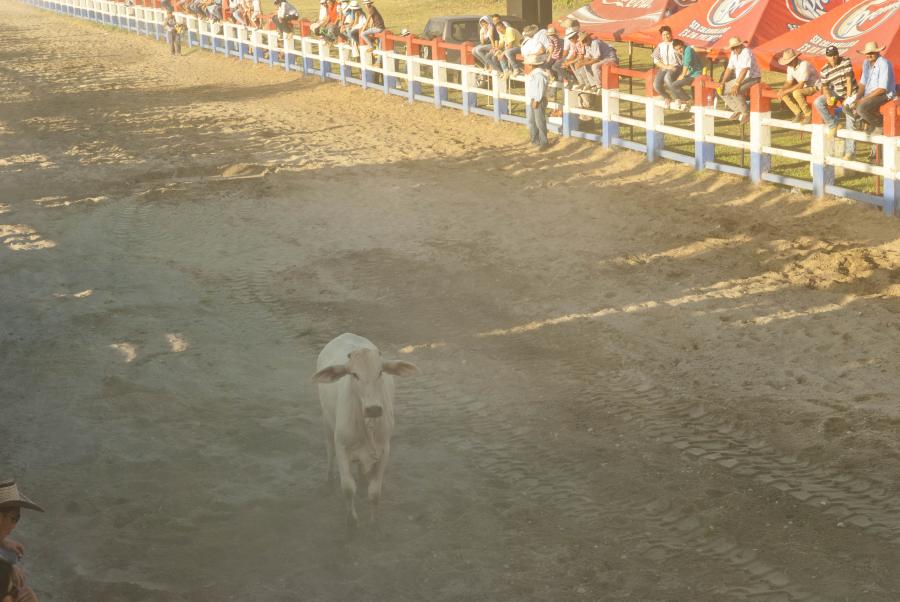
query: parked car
[{"left": 418, "top": 15, "right": 526, "bottom": 63}]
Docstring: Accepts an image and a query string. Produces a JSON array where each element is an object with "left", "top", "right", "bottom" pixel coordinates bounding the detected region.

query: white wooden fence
[{"left": 23, "top": 0, "right": 900, "bottom": 216}]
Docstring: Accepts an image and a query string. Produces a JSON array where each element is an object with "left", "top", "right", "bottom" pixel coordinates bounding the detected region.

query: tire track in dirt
[{"left": 397, "top": 367, "right": 814, "bottom": 600}]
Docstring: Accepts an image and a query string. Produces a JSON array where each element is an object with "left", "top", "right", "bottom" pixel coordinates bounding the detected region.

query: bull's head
[{"left": 313, "top": 349, "right": 419, "bottom": 418}]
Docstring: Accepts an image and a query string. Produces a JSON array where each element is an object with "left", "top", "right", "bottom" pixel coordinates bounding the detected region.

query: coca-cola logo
[
  {"left": 707, "top": 0, "right": 760, "bottom": 26},
  {"left": 831, "top": 0, "right": 900, "bottom": 40},
  {"left": 785, "top": 0, "right": 830, "bottom": 20}
]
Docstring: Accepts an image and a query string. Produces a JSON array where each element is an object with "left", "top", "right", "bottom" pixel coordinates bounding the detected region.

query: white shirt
[
  {"left": 653, "top": 41, "right": 677, "bottom": 68},
  {"left": 786, "top": 60, "right": 818, "bottom": 87},
  {"left": 727, "top": 47, "right": 760, "bottom": 79},
  {"left": 521, "top": 31, "right": 549, "bottom": 61}
]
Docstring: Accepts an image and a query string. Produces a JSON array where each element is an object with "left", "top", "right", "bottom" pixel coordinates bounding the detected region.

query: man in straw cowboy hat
[
  {"left": 524, "top": 53, "right": 551, "bottom": 148},
  {"left": 776, "top": 48, "right": 819, "bottom": 124},
  {"left": 719, "top": 36, "right": 761, "bottom": 124},
  {"left": 854, "top": 41, "right": 896, "bottom": 134},
  {"left": 0, "top": 480, "right": 44, "bottom": 602}
]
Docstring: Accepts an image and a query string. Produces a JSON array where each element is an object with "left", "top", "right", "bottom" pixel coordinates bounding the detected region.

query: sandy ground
[{"left": 2, "top": 2, "right": 900, "bottom": 600}]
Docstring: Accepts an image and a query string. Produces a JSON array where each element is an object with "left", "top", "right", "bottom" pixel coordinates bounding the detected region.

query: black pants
[
  {"left": 272, "top": 15, "right": 296, "bottom": 35},
  {"left": 857, "top": 94, "right": 888, "bottom": 128}
]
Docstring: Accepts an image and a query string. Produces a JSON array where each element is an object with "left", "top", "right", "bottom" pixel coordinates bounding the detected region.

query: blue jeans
[
  {"left": 813, "top": 95, "right": 856, "bottom": 156},
  {"left": 360, "top": 27, "right": 382, "bottom": 49},
  {"left": 502, "top": 46, "right": 521, "bottom": 72},
  {"left": 166, "top": 29, "right": 181, "bottom": 55},
  {"left": 654, "top": 68, "right": 678, "bottom": 100},
  {"left": 473, "top": 43, "right": 492, "bottom": 68},
  {"left": 667, "top": 75, "right": 694, "bottom": 102},
  {"left": 526, "top": 99, "right": 548, "bottom": 146}
]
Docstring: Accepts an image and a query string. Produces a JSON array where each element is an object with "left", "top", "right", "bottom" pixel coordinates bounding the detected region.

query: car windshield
[
  {"left": 423, "top": 18, "right": 443, "bottom": 39},
  {"left": 450, "top": 20, "right": 479, "bottom": 43}
]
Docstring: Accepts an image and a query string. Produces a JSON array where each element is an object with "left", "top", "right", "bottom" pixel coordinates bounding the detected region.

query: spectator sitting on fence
[
  {"left": 776, "top": 48, "right": 819, "bottom": 124},
  {"left": 492, "top": 16, "right": 524, "bottom": 78},
  {"left": 652, "top": 25, "right": 681, "bottom": 108},
  {"left": 571, "top": 30, "right": 616, "bottom": 94},
  {"left": 521, "top": 25, "right": 550, "bottom": 63},
  {"left": 546, "top": 27, "right": 565, "bottom": 83},
  {"left": 720, "top": 36, "right": 761, "bottom": 125},
  {"left": 315, "top": 0, "right": 340, "bottom": 41},
  {"left": 813, "top": 46, "right": 858, "bottom": 161},
  {"left": 0, "top": 480, "right": 45, "bottom": 602},
  {"left": 206, "top": 0, "right": 222, "bottom": 23},
  {"left": 854, "top": 41, "right": 895, "bottom": 135},
  {"left": 272, "top": 0, "right": 299, "bottom": 37},
  {"left": 311, "top": 0, "right": 328, "bottom": 34},
  {"left": 339, "top": 1, "right": 365, "bottom": 57},
  {"left": 360, "top": 0, "right": 384, "bottom": 52},
  {"left": 164, "top": 8, "right": 181, "bottom": 56},
  {"left": 666, "top": 39, "right": 701, "bottom": 110},
  {"left": 525, "top": 53, "right": 550, "bottom": 148},
  {"left": 187, "top": 0, "right": 204, "bottom": 18},
  {"left": 248, "top": 0, "right": 262, "bottom": 28},
  {"left": 472, "top": 16, "right": 498, "bottom": 72},
  {"left": 561, "top": 27, "right": 581, "bottom": 89}
]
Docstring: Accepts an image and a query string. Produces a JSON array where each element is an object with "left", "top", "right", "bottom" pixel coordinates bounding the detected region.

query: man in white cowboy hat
[
  {"left": 0, "top": 480, "right": 44, "bottom": 602},
  {"left": 524, "top": 53, "right": 551, "bottom": 148},
  {"left": 576, "top": 30, "right": 618, "bottom": 93},
  {"left": 339, "top": 0, "right": 366, "bottom": 57},
  {"left": 719, "top": 36, "right": 761, "bottom": 124},
  {"left": 560, "top": 26, "right": 580, "bottom": 88},
  {"left": 776, "top": 48, "right": 819, "bottom": 124},
  {"left": 855, "top": 41, "right": 896, "bottom": 134}
]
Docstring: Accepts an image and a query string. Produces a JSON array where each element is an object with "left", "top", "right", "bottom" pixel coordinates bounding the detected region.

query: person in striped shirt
[{"left": 813, "top": 45, "right": 857, "bottom": 143}]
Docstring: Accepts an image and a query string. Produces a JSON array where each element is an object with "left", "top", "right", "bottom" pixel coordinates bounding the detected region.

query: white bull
[{"left": 313, "top": 333, "right": 419, "bottom": 526}]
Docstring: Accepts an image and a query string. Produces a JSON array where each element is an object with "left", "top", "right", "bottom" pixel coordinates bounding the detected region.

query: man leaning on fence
[
  {"left": 777, "top": 49, "right": 818, "bottom": 124},
  {"left": 855, "top": 41, "right": 896, "bottom": 135},
  {"left": 720, "top": 37, "right": 761, "bottom": 125},
  {"left": 525, "top": 53, "right": 550, "bottom": 148}
]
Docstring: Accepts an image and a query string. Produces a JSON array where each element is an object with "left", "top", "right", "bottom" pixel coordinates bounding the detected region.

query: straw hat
[
  {"left": 857, "top": 41, "right": 885, "bottom": 54},
  {"left": 564, "top": 27, "right": 577, "bottom": 39},
  {"left": 348, "top": 0, "right": 360, "bottom": 8},
  {"left": 0, "top": 480, "right": 44, "bottom": 513},
  {"left": 778, "top": 48, "right": 799, "bottom": 66},
  {"left": 727, "top": 36, "right": 746, "bottom": 49}
]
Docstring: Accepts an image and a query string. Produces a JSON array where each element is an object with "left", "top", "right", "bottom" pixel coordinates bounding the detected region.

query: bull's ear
[
  {"left": 382, "top": 360, "right": 419, "bottom": 377},
  {"left": 313, "top": 364, "right": 350, "bottom": 383}
]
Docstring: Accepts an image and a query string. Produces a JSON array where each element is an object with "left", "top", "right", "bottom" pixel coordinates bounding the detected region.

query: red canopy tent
[
  {"left": 755, "top": 0, "right": 900, "bottom": 78},
  {"left": 566, "top": 0, "right": 697, "bottom": 41},
  {"left": 622, "top": 0, "right": 849, "bottom": 56}
]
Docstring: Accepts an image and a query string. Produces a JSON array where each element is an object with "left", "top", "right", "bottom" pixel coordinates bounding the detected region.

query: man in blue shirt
[
  {"left": 524, "top": 54, "right": 550, "bottom": 148},
  {"left": 855, "top": 41, "right": 896, "bottom": 133}
]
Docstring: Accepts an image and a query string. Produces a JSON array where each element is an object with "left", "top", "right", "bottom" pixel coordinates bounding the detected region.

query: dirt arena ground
[{"left": 2, "top": 2, "right": 900, "bottom": 600}]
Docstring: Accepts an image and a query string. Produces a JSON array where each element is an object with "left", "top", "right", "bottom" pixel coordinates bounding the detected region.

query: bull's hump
[{"left": 317, "top": 333, "right": 379, "bottom": 369}]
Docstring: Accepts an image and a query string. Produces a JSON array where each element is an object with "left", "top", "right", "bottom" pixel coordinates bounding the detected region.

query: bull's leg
[
  {"left": 334, "top": 446, "right": 358, "bottom": 526},
  {"left": 322, "top": 422, "right": 336, "bottom": 486},
  {"left": 367, "top": 444, "right": 390, "bottom": 524}
]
